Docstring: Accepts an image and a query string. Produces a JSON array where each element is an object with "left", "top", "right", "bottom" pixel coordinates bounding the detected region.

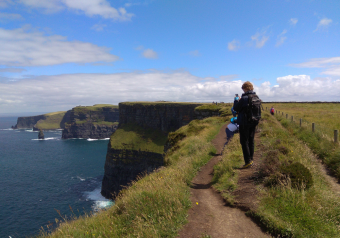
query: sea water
[{"left": 0, "top": 117, "right": 113, "bottom": 238}]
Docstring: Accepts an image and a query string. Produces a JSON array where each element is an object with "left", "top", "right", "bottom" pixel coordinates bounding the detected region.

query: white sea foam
[
  {"left": 87, "top": 138, "right": 98, "bottom": 141},
  {"left": 0, "top": 128, "right": 13, "bottom": 131},
  {"left": 25, "top": 129, "right": 38, "bottom": 133},
  {"left": 77, "top": 176, "right": 86, "bottom": 181},
  {"left": 101, "top": 138, "right": 110, "bottom": 140},
  {"left": 84, "top": 188, "right": 114, "bottom": 212},
  {"left": 31, "top": 137, "right": 58, "bottom": 141}
]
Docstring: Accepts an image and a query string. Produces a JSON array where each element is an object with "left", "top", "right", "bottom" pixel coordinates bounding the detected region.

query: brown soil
[{"left": 177, "top": 124, "right": 271, "bottom": 238}]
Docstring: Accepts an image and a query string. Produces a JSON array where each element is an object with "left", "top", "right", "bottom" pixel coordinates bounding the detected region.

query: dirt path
[{"left": 178, "top": 124, "right": 270, "bottom": 238}]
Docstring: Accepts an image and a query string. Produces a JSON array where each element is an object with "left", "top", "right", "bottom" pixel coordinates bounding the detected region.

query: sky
[{"left": 0, "top": 0, "right": 339, "bottom": 114}]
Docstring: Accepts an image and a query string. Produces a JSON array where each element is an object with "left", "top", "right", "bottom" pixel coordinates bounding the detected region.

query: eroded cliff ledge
[
  {"left": 101, "top": 102, "right": 203, "bottom": 199},
  {"left": 61, "top": 104, "right": 119, "bottom": 139}
]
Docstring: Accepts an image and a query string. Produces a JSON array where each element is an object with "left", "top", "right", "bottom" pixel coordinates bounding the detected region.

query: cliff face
[
  {"left": 62, "top": 105, "right": 119, "bottom": 139},
  {"left": 15, "top": 115, "right": 46, "bottom": 129},
  {"left": 62, "top": 123, "right": 118, "bottom": 139},
  {"left": 101, "top": 102, "right": 202, "bottom": 199},
  {"left": 119, "top": 102, "right": 203, "bottom": 132}
]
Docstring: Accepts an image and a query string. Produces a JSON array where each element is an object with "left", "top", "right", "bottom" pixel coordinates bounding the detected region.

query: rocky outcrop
[
  {"left": 101, "top": 102, "right": 203, "bottom": 199},
  {"left": 14, "top": 115, "right": 46, "bottom": 129},
  {"left": 38, "top": 130, "right": 44, "bottom": 139},
  {"left": 62, "top": 105, "right": 119, "bottom": 139}
]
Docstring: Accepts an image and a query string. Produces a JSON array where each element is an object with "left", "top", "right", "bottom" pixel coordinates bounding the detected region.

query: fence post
[
  {"left": 335, "top": 130, "right": 338, "bottom": 143},
  {"left": 312, "top": 123, "right": 315, "bottom": 132},
  {"left": 300, "top": 118, "right": 302, "bottom": 127},
  {"left": 266, "top": 107, "right": 267, "bottom": 110},
  {"left": 286, "top": 114, "right": 288, "bottom": 119},
  {"left": 282, "top": 112, "right": 284, "bottom": 116},
  {"left": 291, "top": 116, "right": 294, "bottom": 122}
]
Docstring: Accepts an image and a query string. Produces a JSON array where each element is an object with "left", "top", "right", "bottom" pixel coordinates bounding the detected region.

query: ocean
[{"left": 0, "top": 117, "right": 113, "bottom": 238}]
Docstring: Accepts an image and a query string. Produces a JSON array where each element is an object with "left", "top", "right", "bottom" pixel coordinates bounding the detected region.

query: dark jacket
[{"left": 233, "top": 90, "right": 257, "bottom": 126}]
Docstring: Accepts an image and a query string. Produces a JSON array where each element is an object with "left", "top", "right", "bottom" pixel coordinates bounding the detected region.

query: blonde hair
[{"left": 242, "top": 81, "right": 254, "bottom": 91}]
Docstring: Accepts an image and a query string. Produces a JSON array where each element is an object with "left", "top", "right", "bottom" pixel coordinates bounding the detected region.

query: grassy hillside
[
  {"left": 39, "top": 117, "right": 226, "bottom": 237},
  {"left": 73, "top": 104, "right": 118, "bottom": 112},
  {"left": 109, "top": 123, "right": 168, "bottom": 154},
  {"left": 34, "top": 111, "right": 66, "bottom": 130},
  {"left": 213, "top": 111, "right": 340, "bottom": 237}
]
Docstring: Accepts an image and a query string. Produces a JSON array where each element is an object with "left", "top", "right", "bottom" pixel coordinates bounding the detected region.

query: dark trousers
[{"left": 239, "top": 124, "right": 256, "bottom": 164}]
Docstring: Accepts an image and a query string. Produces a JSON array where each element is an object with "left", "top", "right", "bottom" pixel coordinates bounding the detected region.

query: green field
[
  {"left": 263, "top": 103, "right": 340, "bottom": 139},
  {"left": 34, "top": 111, "right": 66, "bottom": 130},
  {"left": 109, "top": 123, "right": 168, "bottom": 154}
]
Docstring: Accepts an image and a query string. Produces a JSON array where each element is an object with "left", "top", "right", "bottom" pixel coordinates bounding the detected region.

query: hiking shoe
[{"left": 241, "top": 161, "right": 253, "bottom": 169}]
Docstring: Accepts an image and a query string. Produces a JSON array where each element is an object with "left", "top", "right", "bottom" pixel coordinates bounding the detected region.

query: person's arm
[{"left": 233, "top": 96, "right": 247, "bottom": 112}]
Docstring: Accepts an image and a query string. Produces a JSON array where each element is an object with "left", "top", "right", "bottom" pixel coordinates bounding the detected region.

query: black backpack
[{"left": 246, "top": 94, "right": 262, "bottom": 125}]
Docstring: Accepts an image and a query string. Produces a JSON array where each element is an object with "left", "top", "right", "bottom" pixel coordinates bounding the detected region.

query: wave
[
  {"left": 31, "top": 137, "right": 59, "bottom": 141},
  {"left": 25, "top": 129, "right": 38, "bottom": 133},
  {"left": 87, "top": 138, "right": 110, "bottom": 141},
  {"left": 0, "top": 128, "right": 14, "bottom": 131},
  {"left": 84, "top": 188, "right": 114, "bottom": 212},
  {"left": 77, "top": 176, "right": 86, "bottom": 181}
]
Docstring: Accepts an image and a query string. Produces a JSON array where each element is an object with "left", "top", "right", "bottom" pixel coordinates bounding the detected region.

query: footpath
[{"left": 178, "top": 124, "right": 270, "bottom": 238}]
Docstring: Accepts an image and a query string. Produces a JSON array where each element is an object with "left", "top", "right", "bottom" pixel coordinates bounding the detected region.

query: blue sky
[{"left": 0, "top": 0, "right": 339, "bottom": 113}]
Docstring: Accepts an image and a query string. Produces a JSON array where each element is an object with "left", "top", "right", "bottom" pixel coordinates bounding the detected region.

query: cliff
[
  {"left": 101, "top": 102, "right": 203, "bottom": 199},
  {"left": 14, "top": 111, "right": 69, "bottom": 130},
  {"left": 62, "top": 104, "right": 119, "bottom": 139}
]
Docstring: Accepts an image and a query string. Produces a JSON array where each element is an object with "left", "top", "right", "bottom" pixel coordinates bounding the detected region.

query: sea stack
[{"left": 38, "top": 130, "right": 44, "bottom": 139}]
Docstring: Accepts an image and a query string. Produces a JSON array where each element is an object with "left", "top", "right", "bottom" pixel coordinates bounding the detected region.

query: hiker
[
  {"left": 233, "top": 81, "right": 261, "bottom": 169},
  {"left": 221, "top": 117, "right": 239, "bottom": 155},
  {"left": 270, "top": 106, "right": 275, "bottom": 115}
]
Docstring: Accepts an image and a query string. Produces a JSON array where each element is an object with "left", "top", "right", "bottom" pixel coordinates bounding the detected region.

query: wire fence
[{"left": 263, "top": 107, "right": 339, "bottom": 144}]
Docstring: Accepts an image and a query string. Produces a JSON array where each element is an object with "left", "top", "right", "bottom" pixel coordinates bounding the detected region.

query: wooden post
[
  {"left": 286, "top": 114, "right": 288, "bottom": 119},
  {"left": 300, "top": 118, "right": 302, "bottom": 127},
  {"left": 291, "top": 116, "right": 294, "bottom": 122},
  {"left": 266, "top": 107, "right": 267, "bottom": 110},
  {"left": 312, "top": 123, "right": 315, "bottom": 132},
  {"left": 335, "top": 130, "right": 338, "bottom": 143},
  {"left": 282, "top": 112, "right": 284, "bottom": 116}
]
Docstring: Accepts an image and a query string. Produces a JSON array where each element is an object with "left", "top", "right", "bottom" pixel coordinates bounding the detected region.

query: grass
[
  {"left": 213, "top": 111, "right": 340, "bottom": 237},
  {"left": 38, "top": 117, "right": 225, "bottom": 238},
  {"left": 262, "top": 103, "right": 340, "bottom": 140},
  {"left": 73, "top": 104, "right": 118, "bottom": 112},
  {"left": 274, "top": 111, "right": 340, "bottom": 180},
  {"left": 109, "top": 123, "right": 168, "bottom": 154},
  {"left": 34, "top": 111, "right": 67, "bottom": 130}
]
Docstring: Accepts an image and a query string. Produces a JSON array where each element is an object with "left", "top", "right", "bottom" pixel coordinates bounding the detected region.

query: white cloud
[
  {"left": 251, "top": 29, "right": 269, "bottom": 48},
  {"left": 228, "top": 39, "right": 240, "bottom": 51},
  {"left": 290, "top": 57, "right": 340, "bottom": 76},
  {"left": 0, "top": 26, "right": 119, "bottom": 66},
  {"left": 289, "top": 18, "right": 298, "bottom": 25},
  {"left": 0, "top": 12, "right": 23, "bottom": 21},
  {"left": 1, "top": 72, "right": 339, "bottom": 113},
  {"left": 91, "top": 23, "right": 106, "bottom": 31},
  {"left": 314, "top": 18, "right": 332, "bottom": 32},
  {"left": 142, "top": 49, "right": 158, "bottom": 59},
  {"left": 19, "top": 0, "right": 134, "bottom": 20},
  {"left": 275, "top": 29, "right": 287, "bottom": 47},
  {"left": 188, "top": 50, "right": 201, "bottom": 57},
  {"left": 258, "top": 75, "right": 340, "bottom": 101}
]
